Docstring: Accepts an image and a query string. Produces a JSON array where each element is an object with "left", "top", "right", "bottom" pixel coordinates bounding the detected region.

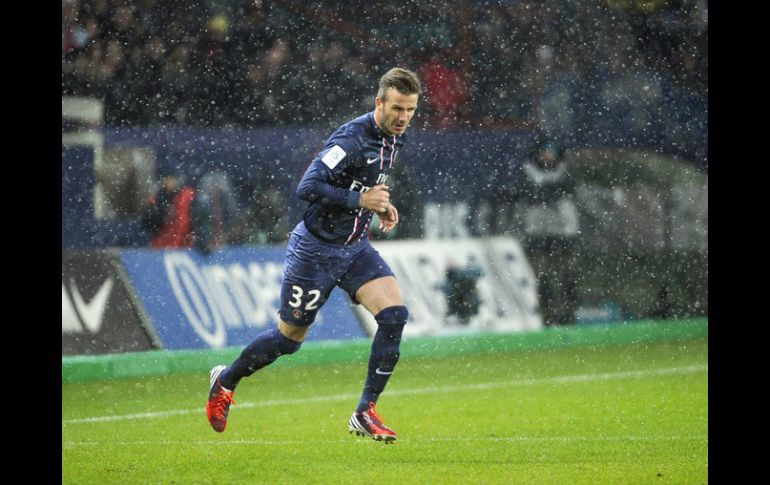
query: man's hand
[
  {"left": 379, "top": 203, "right": 399, "bottom": 232},
  {"left": 360, "top": 184, "right": 391, "bottom": 213}
]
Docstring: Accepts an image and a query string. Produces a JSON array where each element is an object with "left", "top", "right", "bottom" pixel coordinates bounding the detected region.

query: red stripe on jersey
[
  {"left": 380, "top": 138, "right": 386, "bottom": 170},
  {"left": 389, "top": 135, "right": 396, "bottom": 168},
  {"left": 344, "top": 208, "right": 364, "bottom": 245}
]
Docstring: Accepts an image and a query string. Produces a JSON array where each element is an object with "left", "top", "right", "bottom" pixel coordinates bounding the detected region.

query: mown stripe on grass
[
  {"left": 62, "top": 318, "right": 707, "bottom": 383},
  {"left": 62, "top": 364, "right": 707, "bottom": 425}
]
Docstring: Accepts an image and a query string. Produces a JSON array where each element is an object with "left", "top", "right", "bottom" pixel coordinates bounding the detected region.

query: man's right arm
[
  {"left": 296, "top": 164, "right": 393, "bottom": 214},
  {"left": 296, "top": 160, "right": 362, "bottom": 210}
]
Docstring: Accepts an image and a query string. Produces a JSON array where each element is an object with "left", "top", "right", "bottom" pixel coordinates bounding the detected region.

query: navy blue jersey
[{"left": 296, "top": 112, "right": 406, "bottom": 245}]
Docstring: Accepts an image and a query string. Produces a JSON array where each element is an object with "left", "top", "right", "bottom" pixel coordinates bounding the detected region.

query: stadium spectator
[
  {"left": 468, "top": 3, "right": 536, "bottom": 123},
  {"left": 141, "top": 163, "right": 196, "bottom": 249},
  {"left": 191, "top": 170, "right": 239, "bottom": 255},
  {"left": 107, "top": 43, "right": 153, "bottom": 125},
  {"left": 512, "top": 136, "right": 581, "bottom": 326},
  {"left": 258, "top": 38, "right": 295, "bottom": 124},
  {"left": 105, "top": 3, "right": 142, "bottom": 50},
  {"left": 227, "top": 184, "right": 291, "bottom": 246},
  {"left": 158, "top": 43, "right": 195, "bottom": 124},
  {"left": 443, "top": 259, "right": 483, "bottom": 325},
  {"left": 61, "top": 0, "right": 81, "bottom": 56},
  {"left": 417, "top": 54, "right": 467, "bottom": 128},
  {"left": 595, "top": 42, "right": 663, "bottom": 146}
]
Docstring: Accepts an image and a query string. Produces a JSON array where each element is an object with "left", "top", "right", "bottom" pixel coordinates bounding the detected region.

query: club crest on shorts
[{"left": 292, "top": 309, "right": 303, "bottom": 320}]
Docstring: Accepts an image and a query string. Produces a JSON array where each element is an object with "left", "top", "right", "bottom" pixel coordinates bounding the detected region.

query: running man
[{"left": 206, "top": 67, "right": 422, "bottom": 443}]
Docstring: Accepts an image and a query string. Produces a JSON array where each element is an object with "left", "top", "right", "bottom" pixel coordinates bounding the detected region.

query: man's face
[
  {"left": 538, "top": 148, "right": 558, "bottom": 167},
  {"left": 375, "top": 88, "right": 419, "bottom": 136},
  {"left": 162, "top": 175, "right": 180, "bottom": 191}
]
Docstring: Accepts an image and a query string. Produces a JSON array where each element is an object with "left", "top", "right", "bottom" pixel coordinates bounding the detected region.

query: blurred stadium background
[
  {"left": 62, "top": 0, "right": 707, "bottom": 481},
  {"left": 63, "top": 0, "right": 706, "bottom": 350}
]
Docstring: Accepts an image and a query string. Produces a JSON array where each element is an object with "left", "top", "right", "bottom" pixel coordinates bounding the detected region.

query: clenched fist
[{"left": 360, "top": 184, "right": 391, "bottom": 213}]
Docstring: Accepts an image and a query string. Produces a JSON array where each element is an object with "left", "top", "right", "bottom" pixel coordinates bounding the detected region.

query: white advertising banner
[{"left": 356, "top": 237, "right": 542, "bottom": 337}]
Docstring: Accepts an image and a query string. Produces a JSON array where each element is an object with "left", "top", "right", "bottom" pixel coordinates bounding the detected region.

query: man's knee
[
  {"left": 374, "top": 305, "right": 408, "bottom": 326},
  {"left": 276, "top": 322, "right": 306, "bottom": 351},
  {"left": 373, "top": 306, "right": 407, "bottom": 354},
  {"left": 370, "top": 306, "right": 407, "bottom": 374},
  {"left": 355, "top": 276, "right": 404, "bottom": 316}
]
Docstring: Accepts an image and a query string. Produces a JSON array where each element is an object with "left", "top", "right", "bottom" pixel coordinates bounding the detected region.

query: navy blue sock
[
  {"left": 356, "top": 306, "right": 408, "bottom": 413},
  {"left": 219, "top": 326, "right": 302, "bottom": 391}
]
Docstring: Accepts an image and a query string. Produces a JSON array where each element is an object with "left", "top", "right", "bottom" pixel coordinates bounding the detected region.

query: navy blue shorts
[{"left": 279, "top": 221, "right": 395, "bottom": 326}]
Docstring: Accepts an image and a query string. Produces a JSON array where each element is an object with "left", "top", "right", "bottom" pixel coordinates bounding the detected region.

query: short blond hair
[{"left": 377, "top": 68, "right": 422, "bottom": 101}]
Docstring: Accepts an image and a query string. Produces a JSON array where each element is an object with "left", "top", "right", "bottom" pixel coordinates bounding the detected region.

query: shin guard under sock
[
  {"left": 356, "top": 305, "right": 408, "bottom": 412},
  {"left": 219, "top": 326, "right": 302, "bottom": 390}
]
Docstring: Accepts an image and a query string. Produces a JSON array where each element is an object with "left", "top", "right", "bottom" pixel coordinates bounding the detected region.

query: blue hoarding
[{"left": 120, "top": 246, "right": 366, "bottom": 350}]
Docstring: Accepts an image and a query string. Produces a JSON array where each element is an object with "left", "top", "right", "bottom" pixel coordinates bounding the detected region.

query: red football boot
[
  {"left": 206, "top": 365, "right": 235, "bottom": 432},
  {"left": 348, "top": 402, "right": 398, "bottom": 443}
]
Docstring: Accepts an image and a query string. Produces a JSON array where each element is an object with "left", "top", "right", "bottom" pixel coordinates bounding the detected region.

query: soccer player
[{"left": 206, "top": 67, "right": 422, "bottom": 443}]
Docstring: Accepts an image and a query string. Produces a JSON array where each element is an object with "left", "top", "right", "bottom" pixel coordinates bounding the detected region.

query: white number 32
[{"left": 289, "top": 285, "right": 321, "bottom": 310}]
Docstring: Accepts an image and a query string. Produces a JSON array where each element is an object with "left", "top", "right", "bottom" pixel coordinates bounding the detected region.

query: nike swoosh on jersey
[{"left": 366, "top": 157, "right": 380, "bottom": 165}]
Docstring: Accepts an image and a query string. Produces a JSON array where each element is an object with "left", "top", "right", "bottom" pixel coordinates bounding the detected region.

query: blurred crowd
[
  {"left": 62, "top": 0, "right": 707, "bottom": 145},
  {"left": 62, "top": 0, "right": 707, "bottom": 325}
]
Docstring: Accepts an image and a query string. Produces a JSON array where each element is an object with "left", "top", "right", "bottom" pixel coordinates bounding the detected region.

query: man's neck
[{"left": 373, "top": 110, "right": 392, "bottom": 137}]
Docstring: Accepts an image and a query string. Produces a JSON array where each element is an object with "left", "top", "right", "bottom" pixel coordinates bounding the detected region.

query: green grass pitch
[{"left": 62, "top": 337, "right": 707, "bottom": 484}]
